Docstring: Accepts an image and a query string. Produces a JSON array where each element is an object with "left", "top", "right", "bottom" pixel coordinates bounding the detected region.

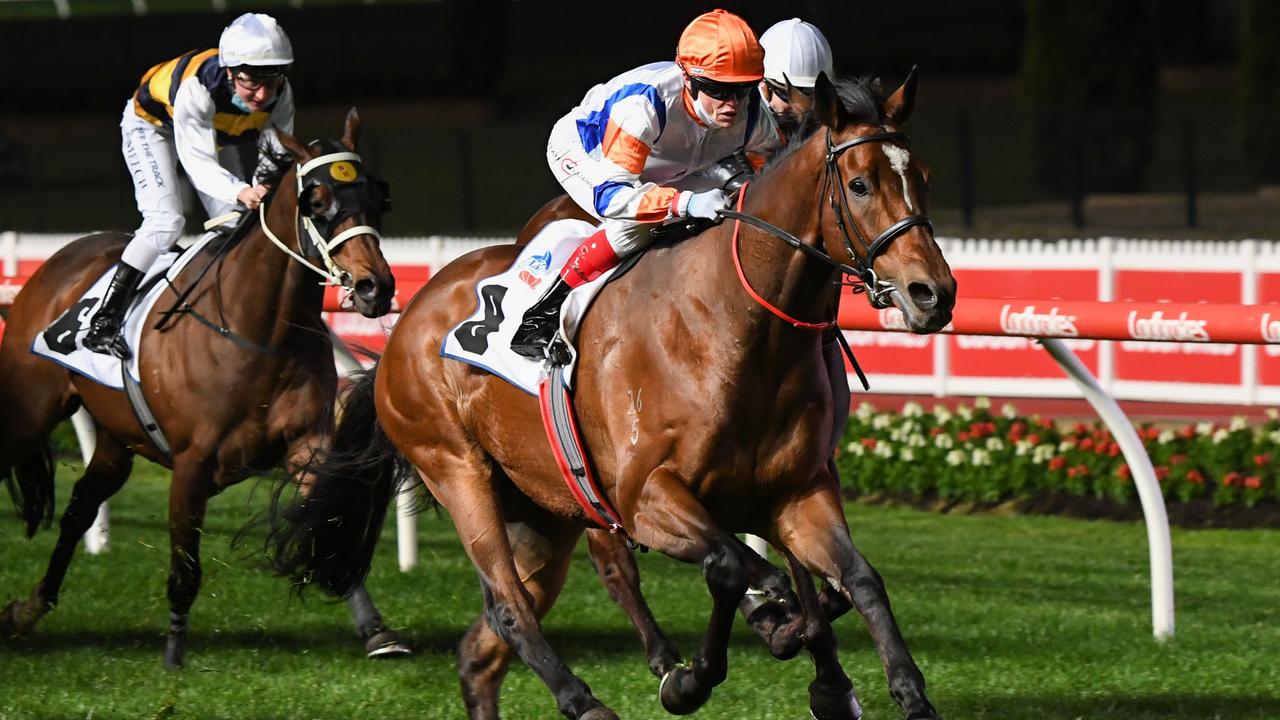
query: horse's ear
[
  {"left": 276, "top": 128, "right": 310, "bottom": 163},
  {"left": 342, "top": 108, "right": 362, "bottom": 151},
  {"left": 812, "top": 71, "right": 843, "bottom": 129},
  {"left": 884, "top": 65, "right": 918, "bottom": 126}
]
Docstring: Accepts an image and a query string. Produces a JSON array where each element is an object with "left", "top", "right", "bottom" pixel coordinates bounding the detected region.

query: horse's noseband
[
  {"left": 823, "top": 129, "right": 933, "bottom": 304},
  {"left": 291, "top": 141, "right": 392, "bottom": 285}
]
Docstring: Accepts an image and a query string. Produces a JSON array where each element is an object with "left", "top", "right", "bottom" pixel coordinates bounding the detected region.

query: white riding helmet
[
  {"left": 760, "top": 18, "right": 834, "bottom": 88},
  {"left": 219, "top": 13, "right": 293, "bottom": 70}
]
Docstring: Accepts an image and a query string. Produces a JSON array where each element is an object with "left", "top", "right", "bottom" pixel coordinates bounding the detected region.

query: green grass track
[{"left": 2, "top": 460, "right": 1277, "bottom": 719}]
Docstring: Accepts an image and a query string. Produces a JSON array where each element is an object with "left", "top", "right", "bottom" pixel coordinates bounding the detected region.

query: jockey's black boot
[
  {"left": 83, "top": 263, "right": 144, "bottom": 359},
  {"left": 510, "top": 276, "right": 573, "bottom": 360}
]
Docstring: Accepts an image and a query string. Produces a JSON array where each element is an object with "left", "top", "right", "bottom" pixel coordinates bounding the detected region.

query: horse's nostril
[
  {"left": 908, "top": 281, "right": 938, "bottom": 310},
  {"left": 355, "top": 278, "right": 378, "bottom": 301}
]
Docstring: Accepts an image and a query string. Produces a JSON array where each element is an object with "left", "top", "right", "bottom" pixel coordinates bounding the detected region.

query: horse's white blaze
[{"left": 882, "top": 144, "right": 916, "bottom": 212}]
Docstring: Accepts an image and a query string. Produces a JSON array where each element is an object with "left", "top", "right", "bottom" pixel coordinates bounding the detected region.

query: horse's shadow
[{"left": 972, "top": 693, "right": 1280, "bottom": 720}]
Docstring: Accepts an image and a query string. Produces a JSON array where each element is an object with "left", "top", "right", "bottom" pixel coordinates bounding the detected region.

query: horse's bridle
[
  {"left": 721, "top": 128, "right": 933, "bottom": 306},
  {"left": 259, "top": 144, "right": 390, "bottom": 290}
]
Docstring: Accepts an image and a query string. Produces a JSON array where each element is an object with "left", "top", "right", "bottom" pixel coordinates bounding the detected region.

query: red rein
[{"left": 730, "top": 180, "right": 837, "bottom": 330}]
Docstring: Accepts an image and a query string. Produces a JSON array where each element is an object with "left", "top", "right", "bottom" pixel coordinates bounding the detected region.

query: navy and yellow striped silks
[{"left": 133, "top": 49, "right": 279, "bottom": 146}]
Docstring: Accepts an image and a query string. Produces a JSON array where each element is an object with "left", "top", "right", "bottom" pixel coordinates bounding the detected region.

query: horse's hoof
[
  {"left": 1, "top": 598, "right": 45, "bottom": 638},
  {"left": 809, "top": 688, "right": 863, "bottom": 720},
  {"left": 742, "top": 596, "right": 804, "bottom": 660},
  {"left": 578, "top": 707, "right": 619, "bottom": 720},
  {"left": 365, "top": 629, "right": 412, "bottom": 659},
  {"left": 659, "top": 664, "right": 713, "bottom": 715},
  {"left": 163, "top": 637, "right": 185, "bottom": 670},
  {"left": 647, "top": 646, "right": 683, "bottom": 679}
]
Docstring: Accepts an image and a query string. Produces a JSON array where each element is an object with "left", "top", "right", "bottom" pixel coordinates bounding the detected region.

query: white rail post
[
  {"left": 70, "top": 408, "right": 110, "bottom": 554},
  {"left": 328, "top": 325, "right": 417, "bottom": 572},
  {"left": 1, "top": 231, "right": 17, "bottom": 277},
  {"left": 1040, "top": 338, "right": 1174, "bottom": 639}
]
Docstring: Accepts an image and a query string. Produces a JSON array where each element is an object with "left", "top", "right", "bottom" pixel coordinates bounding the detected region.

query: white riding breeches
[
  {"left": 119, "top": 101, "right": 239, "bottom": 271},
  {"left": 546, "top": 124, "right": 655, "bottom": 257}
]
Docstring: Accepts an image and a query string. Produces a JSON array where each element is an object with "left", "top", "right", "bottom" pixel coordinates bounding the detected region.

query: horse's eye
[{"left": 849, "top": 178, "right": 869, "bottom": 196}]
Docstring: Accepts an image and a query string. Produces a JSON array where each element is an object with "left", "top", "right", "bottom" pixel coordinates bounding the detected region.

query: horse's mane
[{"left": 762, "top": 75, "right": 885, "bottom": 174}]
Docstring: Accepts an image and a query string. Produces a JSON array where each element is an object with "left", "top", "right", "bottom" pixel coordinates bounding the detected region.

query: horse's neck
[
  {"left": 698, "top": 144, "right": 834, "bottom": 347},
  {"left": 217, "top": 200, "right": 325, "bottom": 347}
]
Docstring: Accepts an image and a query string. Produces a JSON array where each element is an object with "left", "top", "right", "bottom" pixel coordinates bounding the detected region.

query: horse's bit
[{"left": 721, "top": 128, "right": 933, "bottom": 306}]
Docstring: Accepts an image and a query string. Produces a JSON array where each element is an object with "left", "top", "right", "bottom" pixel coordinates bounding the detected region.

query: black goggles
[
  {"left": 690, "top": 76, "right": 756, "bottom": 102},
  {"left": 765, "top": 80, "right": 813, "bottom": 104}
]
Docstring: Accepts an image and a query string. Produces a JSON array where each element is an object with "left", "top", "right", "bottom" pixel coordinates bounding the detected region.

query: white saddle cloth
[
  {"left": 440, "top": 219, "right": 619, "bottom": 395},
  {"left": 30, "top": 233, "right": 218, "bottom": 389}
]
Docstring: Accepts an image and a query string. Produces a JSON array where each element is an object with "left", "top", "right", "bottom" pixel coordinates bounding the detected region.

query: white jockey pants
[
  {"left": 119, "top": 101, "right": 237, "bottom": 271},
  {"left": 546, "top": 119, "right": 655, "bottom": 257}
]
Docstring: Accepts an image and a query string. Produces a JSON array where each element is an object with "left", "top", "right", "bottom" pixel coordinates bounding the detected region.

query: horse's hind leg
[
  {"left": 585, "top": 527, "right": 682, "bottom": 678},
  {"left": 460, "top": 503, "right": 584, "bottom": 719},
  {"left": 777, "top": 484, "right": 938, "bottom": 720},
  {"left": 346, "top": 584, "right": 411, "bottom": 658},
  {"left": 1, "top": 433, "right": 134, "bottom": 638},
  {"left": 424, "top": 462, "right": 613, "bottom": 720}
]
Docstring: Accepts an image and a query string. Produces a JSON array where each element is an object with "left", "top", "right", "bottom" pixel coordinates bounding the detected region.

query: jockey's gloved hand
[{"left": 681, "top": 189, "right": 730, "bottom": 220}]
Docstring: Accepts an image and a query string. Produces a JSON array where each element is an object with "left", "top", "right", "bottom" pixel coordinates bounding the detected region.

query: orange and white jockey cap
[{"left": 675, "top": 9, "right": 764, "bottom": 84}]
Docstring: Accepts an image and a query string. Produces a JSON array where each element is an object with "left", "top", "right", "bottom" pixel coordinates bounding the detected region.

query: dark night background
[{"left": 1, "top": 0, "right": 1276, "bottom": 239}]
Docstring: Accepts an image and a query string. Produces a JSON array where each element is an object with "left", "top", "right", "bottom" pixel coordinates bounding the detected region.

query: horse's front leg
[
  {"left": 776, "top": 483, "right": 939, "bottom": 720},
  {"left": 626, "top": 467, "right": 755, "bottom": 715},
  {"left": 164, "top": 455, "right": 215, "bottom": 669},
  {"left": 585, "top": 528, "right": 682, "bottom": 677},
  {"left": 285, "top": 433, "right": 410, "bottom": 659}
]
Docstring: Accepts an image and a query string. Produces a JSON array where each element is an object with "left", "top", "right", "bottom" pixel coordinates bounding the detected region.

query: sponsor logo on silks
[
  {"left": 329, "top": 161, "right": 358, "bottom": 182},
  {"left": 519, "top": 250, "right": 554, "bottom": 276},
  {"left": 1127, "top": 310, "right": 1210, "bottom": 342},
  {"left": 999, "top": 305, "right": 1079, "bottom": 337},
  {"left": 518, "top": 270, "right": 542, "bottom": 290},
  {"left": 1261, "top": 313, "right": 1280, "bottom": 343}
]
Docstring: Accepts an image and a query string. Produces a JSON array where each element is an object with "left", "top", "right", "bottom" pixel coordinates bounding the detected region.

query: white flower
[
  {"left": 956, "top": 404, "right": 974, "bottom": 421},
  {"left": 874, "top": 441, "right": 895, "bottom": 459},
  {"left": 971, "top": 449, "right": 992, "bottom": 466},
  {"left": 1196, "top": 422, "right": 1214, "bottom": 436},
  {"left": 985, "top": 436, "right": 1005, "bottom": 452},
  {"left": 934, "top": 433, "right": 954, "bottom": 449},
  {"left": 902, "top": 401, "right": 924, "bottom": 418},
  {"left": 932, "top": 405, "right": 953, "bottom": 423},
  {"left": 1058, "top": 440, "right": 1075, "bottom": 453},
  {"left": 945, "top": 449, "right": 966, "bottom": 466},
  {"left": 846, "top": 442, "right": 866, "bottom": 457},
  {"left": 872, "top": 414, "right": 892, "bottom": 430},
  {"left": 1268, "top": 408, "right": 1279, "bottom": 421},
  {"left": 975, "top": 396, "right": 991, "bottom": 410},
  {"left": 1229, "top": 415, "right": 1248, "bottom": 432},
  {"left": 1212, "top": 428, "right": 1229, "bottom": 444},
  {"left": 890, "top": 426, "right": 904, "bottom": 442},
  {"left": 1270, "top": 430, "right": 1280, "bottom": 446},
  {"left": 900, "top": 420, "right": 918, "bottom": 437},
  {"left": 908, "top": 433, "right": 927, "bottom": 448},
  {"left": 1033, "top": 444, "right": 1056, "bottom": 464},
  {"left": 1015, "top": 440, "right": 1033, "bottom": 456},
  {"left": 1001, "top": 403, "right": 1019, "bottom": 419},
  {"left": 900, "top": 447, "right": 916, "bottom": 462},
  {"left": 1157, "top": 430, "right": 1175, "bottom": 445}
]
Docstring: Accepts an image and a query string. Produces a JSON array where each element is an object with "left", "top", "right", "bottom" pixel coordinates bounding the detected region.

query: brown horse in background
[
  {"left": 0, "top": 110, "right": 404, "bottom": 668},
  {"left": 269, "top": 73, "right": 953, "bottom": 720}
]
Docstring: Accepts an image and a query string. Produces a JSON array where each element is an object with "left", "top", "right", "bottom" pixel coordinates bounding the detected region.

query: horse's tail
[
  {"left": 1, "top": 437, "right": 55, "bottom": 539},
  {"left": 265, "top": 362, "right": 416, "bottom": 598}
]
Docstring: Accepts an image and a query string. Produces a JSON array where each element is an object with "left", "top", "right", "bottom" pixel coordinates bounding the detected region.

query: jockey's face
[
  {"left": 687, "top": 76, "right": 753, "bottom": 129},
  {"left": 227, "top": 70, "right": 283, "bottom": 112},
  {"left": 760, "top": 80, "right": 813, "bottom": 117}
]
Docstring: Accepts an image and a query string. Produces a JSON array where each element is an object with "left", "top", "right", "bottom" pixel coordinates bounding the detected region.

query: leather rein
[{"left": 722, "top": 128, "right": 933, "bottom": 314}]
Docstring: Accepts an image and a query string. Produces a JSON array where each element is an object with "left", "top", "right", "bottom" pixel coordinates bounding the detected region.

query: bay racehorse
[
  {"left": 0, "top": 109, "right": 405, "bottom": 668},
  {"left": 268, "top": 73, "right": 953, "bottom": 719}
]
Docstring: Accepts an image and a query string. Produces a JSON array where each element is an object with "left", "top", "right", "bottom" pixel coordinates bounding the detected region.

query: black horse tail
[
  {"left": 2, "top": 437, "right": 55, "bottom": 539},
  {"left": 265, "top": 362, "right": 417, "bottom": 598}
]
